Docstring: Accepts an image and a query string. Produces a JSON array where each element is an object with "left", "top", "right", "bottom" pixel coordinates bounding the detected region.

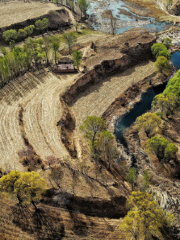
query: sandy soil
[{"left": 0, "top": 2, "right": 60, "bottom": 28}]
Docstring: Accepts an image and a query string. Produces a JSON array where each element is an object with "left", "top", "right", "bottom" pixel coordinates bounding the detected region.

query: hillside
[{"left": 0, "top": 0, "right": 179, "bottom": 239}]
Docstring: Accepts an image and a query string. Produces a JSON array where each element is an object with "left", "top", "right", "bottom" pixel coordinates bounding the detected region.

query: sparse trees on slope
[
  {"left": 119, "top": 191, "right": 175, "bottom": 240},
  {"left": 125, "top": 167, "right": 137, "bottom": 190},
  {"left": 0, "top": 171, "right": 46, "bottom": 209},
  {"left": 42, "top": 36, "right": 53, "bottom": 66},
  {"left": 78, "top": 0, "right": 90, "bottom": 19},
  {"left": 53, "top": 41, "right": 60, "bottom": 64},
  {"left": 140, "top": 170, "right": 151, "bottom": 192},
  {"left": 134, "top": 112, "right": 162, "bottom": 137},
  {"left": 97, "top": 131, "right": 118, "bottom": 168}
]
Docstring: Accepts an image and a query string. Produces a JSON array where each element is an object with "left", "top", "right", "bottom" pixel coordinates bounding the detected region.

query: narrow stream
[
  {"left": 87, "top": 0, "right": 172, "bottom": 34},
  {"left": 115, "top": 83, "right": 167, "bottom": 147}
]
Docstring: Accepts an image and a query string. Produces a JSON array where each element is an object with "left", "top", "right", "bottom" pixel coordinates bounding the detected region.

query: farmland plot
[{"left": 0, "top": 71, "right": 78, "bottom": 171}]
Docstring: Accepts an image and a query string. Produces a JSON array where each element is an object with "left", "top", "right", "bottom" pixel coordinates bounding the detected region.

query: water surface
[{"left": 171, "top": 52, "right": 180, "bottom": 69}]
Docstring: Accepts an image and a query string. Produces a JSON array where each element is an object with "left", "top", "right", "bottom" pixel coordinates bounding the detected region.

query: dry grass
[
  {"left": 0, "top": 193, "right": 126, "bottom": 240},
  {"left": 0, "top": 2, "right": 62, "bottom": 28}
]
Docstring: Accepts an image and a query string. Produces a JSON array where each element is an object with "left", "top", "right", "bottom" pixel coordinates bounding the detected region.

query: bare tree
[
  {"left": 102, "top": 10, "right": 118, "bottom": 35},
  {"left": 110, "top": 16, "right": 117, "bottom": 35}
]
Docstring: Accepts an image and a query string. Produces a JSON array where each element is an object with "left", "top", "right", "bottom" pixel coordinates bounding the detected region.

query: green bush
[
  {"left": 18, "top": 29, "right": 27, "bottom": 40},
  {"left": 151, "top": 43, "right": 170, "bottom": 60},
  {"left": 163, "top": 37, "right": 172, "bottom": 49},
  {"left": 147, "top": 135, "right": 177, "bottom": 161},
  {"left": 155, "top": 56, "right": 169, "bottom": 74},
  {"left": 24, "top": 25, "right": 35, "bottom": 36},
  {"left": 164, "top": 143, "right": 177, "bottom": 160},
  {"left": 35, "top": 18, "right": 49, "bottom": 32},
  {"left": 3, "top": 29, "right": 18, "bottom": 42}
]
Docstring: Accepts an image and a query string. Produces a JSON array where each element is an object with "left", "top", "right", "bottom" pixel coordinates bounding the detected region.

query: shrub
[
  {"left": 163, "top": 37, "right": 172, "bottom": 49},
  {"left": 3, "top": 29, "right": 18, "bottom": 42},
  {"left": 147, "top": 135, "right": 168, "bottom": 159},
  {"left": 147, "top": 135, "right": 177, "bottom": 161},
  {"left": 155, "top": 56, "right": 169, "bottom": 74},
  {"left": 24, "top": 25, "right": 35, "bottom": 36},
  {"left": 18, "top": 29, "right": 27, "bottom": 40},
  {"left": 164, "top": 143, "right": 177, "bottom": 160},
  {"left": 134, "top": 112, "right": 162, "bottom": 137},
  {"left": 151, "top": 43, "right": 170, "bottom": 60},
  {"left": 35, "top": 18, "right": 49, "bottom": 32}
]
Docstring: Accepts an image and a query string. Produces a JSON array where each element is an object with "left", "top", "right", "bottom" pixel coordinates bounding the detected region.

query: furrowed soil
[
  {"left": 0, "top": 70, "right": 81, "bottom": 172},
  {"left": 72, "top": 61, "right": 155, "bottom": 129}
]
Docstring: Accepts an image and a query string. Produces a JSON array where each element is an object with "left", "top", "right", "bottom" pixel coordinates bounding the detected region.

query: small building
[{"left": 54, "top": 57, "right": 78, "bottom": 73}]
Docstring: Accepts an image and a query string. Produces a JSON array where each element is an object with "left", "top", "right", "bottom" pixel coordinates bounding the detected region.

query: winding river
[
  {"left": 115, "top": 52, "right": 179, "bottom": 146},
  {"left": 87, "top": 0, "right": 172, "bottom": 33}
]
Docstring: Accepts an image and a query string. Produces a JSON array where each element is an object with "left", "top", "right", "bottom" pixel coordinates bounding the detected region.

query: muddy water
[{"left": 87, "top": 0, "right": 171, "bottom": 34}]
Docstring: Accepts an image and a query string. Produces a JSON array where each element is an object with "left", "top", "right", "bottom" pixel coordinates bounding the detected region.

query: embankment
[{"left": 0, "top": 9, "right": 72, "bottom": 43}]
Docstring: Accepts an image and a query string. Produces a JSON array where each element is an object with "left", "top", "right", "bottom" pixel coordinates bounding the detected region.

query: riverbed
[{"left": 87, "top": 0, "right": 172, "bottom": 34}]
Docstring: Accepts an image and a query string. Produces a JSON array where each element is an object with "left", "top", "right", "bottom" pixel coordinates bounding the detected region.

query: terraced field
[
  {"left": 0, "top": 70, "right": 80, "bottom": 172},
  {"left": 0, "top": 2, "right": 60, "bottom": 28},
  {"left": 72, "top": 60, "right": 156, "bottom": 129},
  {"left": 0, "top": 59, "right": 156, "bottom": 173}
]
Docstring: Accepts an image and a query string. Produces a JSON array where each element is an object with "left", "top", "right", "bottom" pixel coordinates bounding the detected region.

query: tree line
[
  {"left": 132, "top": 39, "right": 180, "bottom": 162},
  {"left": 3, "top": 18, "right": 49, "bottom": 43},
  {"left": 0, "top": 31, "right": 83, "bottom": 87}
]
